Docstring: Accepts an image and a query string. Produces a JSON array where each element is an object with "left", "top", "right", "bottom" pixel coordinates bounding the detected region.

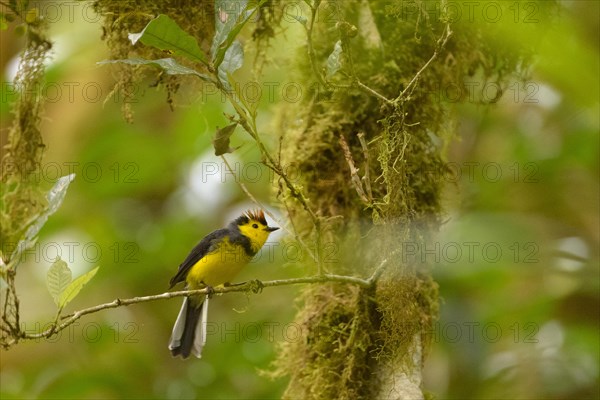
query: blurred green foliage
[{"left": 0, "top": 1, "right": 598, "bottom": 399}]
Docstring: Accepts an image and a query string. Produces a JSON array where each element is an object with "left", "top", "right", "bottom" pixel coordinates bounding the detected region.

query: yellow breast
[{"left": 186, "top": 237, "right": 253, "bottom": 289}]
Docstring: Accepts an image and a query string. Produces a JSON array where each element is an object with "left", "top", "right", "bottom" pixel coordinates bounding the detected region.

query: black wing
[{"left": 169, "top": 229, "right": 228, "bottom": 288}]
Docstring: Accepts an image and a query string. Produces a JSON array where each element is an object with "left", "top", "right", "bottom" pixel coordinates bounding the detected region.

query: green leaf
[
  {"left": 46, "top": 258, "right": 72, "bottom": 306},
  {"left": 98, "top": 58, "right": 214, "bottom": 82},
  {"left": 218, "top": 40, "right": 244, "bottom": 90},
  {"left": 11, "top": 174, "right": 75, "bottom": 264},
  {"left": 59, "top": 266, "right": 99, "bottom": 309},
  {"left": 213, "top": 123, "right": 240, "bottom": 156},
  {"left": 327, "top": 40, "right": 343, "bottom": 78},
  {"left": 212, "top": 0, "right": 264, "bottom": 68},
  {"left": 128, "top": 14, "right": 207, "bottom": 65},
  {"left": 211, "top": 0, "right": 247, "bottom": 59},
  {"left": 220, "top": 40, "right": 244, "bottom": 74}
]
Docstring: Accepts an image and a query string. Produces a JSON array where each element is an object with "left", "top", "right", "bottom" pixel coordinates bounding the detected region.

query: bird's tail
[{"left": 168, "top": 296, "right": 209, "bottom": 359}]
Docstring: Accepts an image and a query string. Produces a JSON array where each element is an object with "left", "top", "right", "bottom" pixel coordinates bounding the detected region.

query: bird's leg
[
  {"left": 249, "top": 279, "right": 264, "bottom": 294},
  {"left": 202, "top": 282, "right": 215, "bottom": 299}
]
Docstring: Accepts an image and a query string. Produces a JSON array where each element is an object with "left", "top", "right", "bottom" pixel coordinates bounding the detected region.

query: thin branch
[
  {"left": 281, "top": 199, "right": 321, "bottom": 266},
  {"left": 306, "top": 0, "right": 328, "bottom": 89},
  {"left": 220, "top": 154, "right": 267, "bottom": 211},
  {"left": 322, "top": 14, "right": 393, "bottom": 106},
  {"left": 357, "top": 132, "right": 373, "bottom": 201},
  {"left": 355, "top": 80, "right": 394, "bottom": 106},
  {"left": 396, "top": 23, "right": 453, "bottom": 102},
  {"left": 21, "top": 274, "right": 373, "bottom": 340},
  {"left": 223, "top": 90, "right": 320, "bottom": 224},
  {"left": 367, "top": 250, "right": 399, "bottom": 285},
  {"left": 339, "top": 134, "right": 369, "bottom": 204}
]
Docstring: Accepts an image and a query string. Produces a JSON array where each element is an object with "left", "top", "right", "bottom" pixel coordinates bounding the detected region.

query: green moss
[
  {"left": 1, "top": 12, "right": 51, "bottom": 260},
  {"left": 1, "top": 5, "right": 53, "bottom": 349},
  {"left": 93, "top": 0, "right": 287, "bottom": 120},
  {"left": 269, "top": 283, "right": 376, "bottom": 400},
  {"left": 93, "top": 0, "right": 216, "bottom": 121}
]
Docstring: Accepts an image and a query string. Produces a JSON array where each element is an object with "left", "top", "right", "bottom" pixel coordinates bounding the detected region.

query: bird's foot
[
  {"left": 249, "top": 279, "right": 264, "bottom": 294},
  {"left": 204, "top": 284, "right": 215, "bottom": 298}
]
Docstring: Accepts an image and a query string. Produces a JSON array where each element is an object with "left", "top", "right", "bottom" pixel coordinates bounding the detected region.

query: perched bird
[{"left": 168, "top": 210, "right": 279, "bottom": 359}]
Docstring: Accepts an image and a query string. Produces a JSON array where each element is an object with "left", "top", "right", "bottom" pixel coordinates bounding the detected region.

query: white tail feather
[
  {"left": 168, "top": 297, "right": 189, "bottom": 351},
  {"left": 191, "top": 297, "right": 209, "bottom": 358}
]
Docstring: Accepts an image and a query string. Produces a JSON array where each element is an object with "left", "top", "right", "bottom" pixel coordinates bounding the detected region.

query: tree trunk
[
  {"left": 269, "top": 0, "right": 531, "bottom": 397},
  {"left": 270, "top": 1, "right": 449, "bottom": 398}
]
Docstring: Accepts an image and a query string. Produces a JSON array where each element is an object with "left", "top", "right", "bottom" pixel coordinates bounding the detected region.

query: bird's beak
[{"left": 265, "top": 226, "right": 279, "bottom": 232}]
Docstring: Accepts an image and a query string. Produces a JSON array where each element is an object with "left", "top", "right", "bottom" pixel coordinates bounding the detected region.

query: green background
[{"left": 0, "top": 1, "right": 598, "bottom": 399}]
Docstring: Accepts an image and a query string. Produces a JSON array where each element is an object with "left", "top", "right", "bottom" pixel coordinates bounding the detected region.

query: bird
[{"left": 168, "top": 209, "right": 279, "bottom": 359}]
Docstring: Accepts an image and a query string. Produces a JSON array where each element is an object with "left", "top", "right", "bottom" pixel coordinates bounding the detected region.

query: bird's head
[{"left": 233, "top": 209, "right": 278, "bottom": 251}]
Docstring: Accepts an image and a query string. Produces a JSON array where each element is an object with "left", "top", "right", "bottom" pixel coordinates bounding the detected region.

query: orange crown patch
[{"left": 244, "top": 209, "right": 267, "bottom": 225}]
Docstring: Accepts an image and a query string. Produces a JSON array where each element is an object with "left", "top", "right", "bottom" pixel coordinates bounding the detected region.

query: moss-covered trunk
[
  {"left": 270, "top": 2, "right": 447, "bottom": 398},
  {"left": 270, "top": 0, "right": 540, "bottom": 398}
]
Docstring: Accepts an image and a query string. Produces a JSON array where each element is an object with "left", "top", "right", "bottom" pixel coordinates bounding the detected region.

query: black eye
[{"left": 252, "top": 224, "right": 258, "bottom": 229}]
